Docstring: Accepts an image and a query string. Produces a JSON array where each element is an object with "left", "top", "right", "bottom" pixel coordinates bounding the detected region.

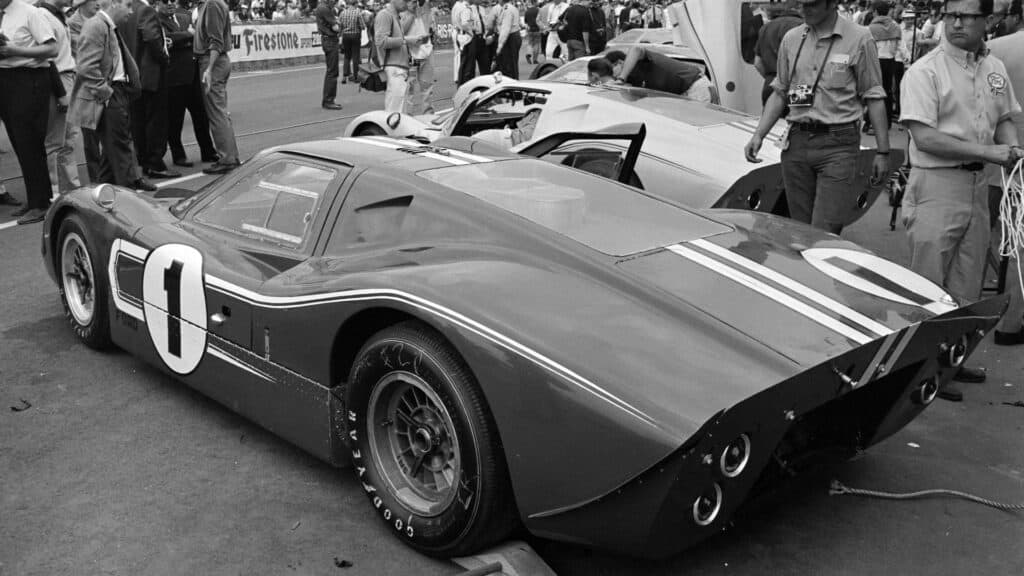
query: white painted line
[
  {"left": 0, "top": 220, "right": 18, "bottom": 231},
  {"left": 156, "top": 172, "right": 206, "bottom": 188}
]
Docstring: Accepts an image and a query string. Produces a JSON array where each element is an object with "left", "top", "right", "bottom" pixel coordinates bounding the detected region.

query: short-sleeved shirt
[
  {"left": 562, "top": 3, "right": 589, "bottom": 42},
  {"left": 771, "top": 15, "right": 886, "bottom": 125},
  {"left": 984, "top": 31, "right": 1024, "bottom": 187},
  {"left": 0, "top": 0, "right": 56, "bottom": 68},
  {"left": 900, "top": 38, "right": 1021, "bottom": 169},
  {"left": 754, "top": 11, "right": 801, "bottom": 80},
  {"left": 35, "top": 2, "right": 75, "bottom": 73}
]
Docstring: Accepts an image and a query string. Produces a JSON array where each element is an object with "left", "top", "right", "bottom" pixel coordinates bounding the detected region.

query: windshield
[{"left": 417, "top": 159, "right": 728, "bottom": 256}]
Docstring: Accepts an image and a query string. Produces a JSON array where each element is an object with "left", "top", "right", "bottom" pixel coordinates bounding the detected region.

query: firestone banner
[{"left": 230, "top": 22, "right": 322, "bottom": 62}]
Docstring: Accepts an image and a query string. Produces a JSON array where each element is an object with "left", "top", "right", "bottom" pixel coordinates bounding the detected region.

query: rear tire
[
  {"left": 355, "top": 123, "right": 388, "bottom": 136},
  {"left": 529, "top": 63, "right": 558, "bottom": 80},
  {"left": 57, "top": 215, "right": 111, "bottom": 349},
  {"left": 345, "top": 321, "right": 515, "bottom": 557}
]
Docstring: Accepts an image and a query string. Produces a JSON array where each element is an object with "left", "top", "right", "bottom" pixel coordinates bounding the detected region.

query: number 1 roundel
[{"left": 142, "top": 244, "right": 208, "bottom": 375}]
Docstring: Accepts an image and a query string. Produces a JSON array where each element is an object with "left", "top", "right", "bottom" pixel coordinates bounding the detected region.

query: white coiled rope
[{"left": 998, "top": 158, "right": 1024, "bottom": 297}]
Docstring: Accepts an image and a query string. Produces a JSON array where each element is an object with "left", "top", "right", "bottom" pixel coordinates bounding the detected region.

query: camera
[{"left": 787, "top": 84, "right": 814, "bottom": 108}]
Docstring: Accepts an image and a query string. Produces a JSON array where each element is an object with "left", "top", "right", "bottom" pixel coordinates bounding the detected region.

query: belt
[
  {"left": 921, "top": 163, "right": 986, "bottom": 172},
  {"left": 791, "top": 121, "right": 858, "bottom": 134}
]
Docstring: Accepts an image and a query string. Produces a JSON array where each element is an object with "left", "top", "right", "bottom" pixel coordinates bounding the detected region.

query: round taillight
[
  {"left": 720, "top": 434, "right": 751, "bottom": 478},
  {"left": 913, "top": 376, "right": 939, "bottom": 405},
  {"left": 692, "top": 483, "right": 723, "bottom": 526},
  {"left": 941, "top": 335, "right": 968, "bottom": 367}
]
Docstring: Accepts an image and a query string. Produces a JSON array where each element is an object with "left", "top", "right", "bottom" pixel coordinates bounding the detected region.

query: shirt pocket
[{"left": 822, "top": 54, "right": 852, "bottom": 90}]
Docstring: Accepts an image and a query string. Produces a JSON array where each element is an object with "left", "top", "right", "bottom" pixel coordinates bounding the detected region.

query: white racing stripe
[
  {"left": 691, "top": 239, "right": 895, "bottom": 337},
  {"left": 858, "top": 331, "right": 900, "bottom": 385},
  {"left": 354, "top": 136, "right": 468, "bottom": 165},
  {"left": 205, "top": 274, "right": 659, "bottom": 428},
  {"left": 667, "top": 244, "right": 873, "bottom": 344},
  {"left": 361, "top": 134, "right": 495, "bottom": 165},
  {"left": 0, "top": 220, "right": 18, "bottom": 231}
]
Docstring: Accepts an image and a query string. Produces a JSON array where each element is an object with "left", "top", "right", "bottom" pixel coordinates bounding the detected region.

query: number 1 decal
[
  {"left": 142, "top": 245, "right": 208, "bottom": 375},
  {"left": 164, "top": 260, "right": 184, "bottom": 358}
]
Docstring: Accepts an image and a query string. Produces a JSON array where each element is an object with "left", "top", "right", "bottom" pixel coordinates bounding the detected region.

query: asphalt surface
[{"left": 1, "top": 56, "right": 1023, "bottom": 576}]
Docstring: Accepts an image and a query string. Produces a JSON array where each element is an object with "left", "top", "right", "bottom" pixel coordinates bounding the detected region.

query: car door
[
  {"left": 449, "top": 86, "right": 552, "bottom": 138},
  {"left": 665, "top": 0, "right": 764, "bottom": 114}
]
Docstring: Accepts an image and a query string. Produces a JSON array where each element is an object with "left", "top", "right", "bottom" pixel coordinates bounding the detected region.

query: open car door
[
  {"left": 516, "top": 123, "right": 647, "bottom": 185},
  {"left": 449, "top": 87, "right": 552, "bottom": 138},
  {"left": 666, "top": 0, "right": 764, "bottom": 115}
]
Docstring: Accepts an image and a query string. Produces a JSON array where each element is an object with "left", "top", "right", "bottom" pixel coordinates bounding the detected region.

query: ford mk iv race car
[{"left": 43, "top": 138, "right": 1004, "bottom": 559}]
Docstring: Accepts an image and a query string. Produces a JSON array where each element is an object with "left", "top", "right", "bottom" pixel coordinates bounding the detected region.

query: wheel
[
  {"left": 57, "top": 215, "right": 111, "bottom": 349},
  {"left": 355, "top": 123, "right": 388, "bottom": 137},
  {"left": 345, "top": 321, "right": 515, "bottom": 557},
  {"left": 529, "top": 63, "right": 558, "bottom": 80}
]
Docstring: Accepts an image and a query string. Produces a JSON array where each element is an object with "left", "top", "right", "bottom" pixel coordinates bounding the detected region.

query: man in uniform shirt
[
  {"left": 900, "top": 0, "right": 1023, "bottom": 398},
  {"left": 492, "top": 0, "right": 520, "bottom": 77},
  {"left": 744, "top": 0, "right": 891, "bottom": 236},
  {"left": 0, "top": 0, "right": 58, "bottom": 223},
  {"left": 451, "top": 0, "right": 467, "bottom": 81},
  {"left": 456, "top": 0, "right": 487, "bottom": 84},
  {"left": 985, "top": 0, "right": 1024, "bottom": 345},
  {"left": 36, "top": 0, "right": 84, "bottom": 197}
]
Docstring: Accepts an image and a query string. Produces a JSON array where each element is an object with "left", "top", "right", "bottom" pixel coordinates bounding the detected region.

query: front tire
[
  {"left": 345, "top": 322, "right": 515, "bottom": 557},
  {"left": 57, "top": 215, "right": 111, "bottom": 349}
]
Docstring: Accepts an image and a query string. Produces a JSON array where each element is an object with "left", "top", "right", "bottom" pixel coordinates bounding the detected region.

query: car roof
[{"left": 267, "top": 138, "right": 502, "bottom": 171}]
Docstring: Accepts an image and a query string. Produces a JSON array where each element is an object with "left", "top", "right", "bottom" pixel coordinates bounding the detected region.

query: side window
[
  {"left": 194, "top": 159, "right": 341, "bottom": 249},
  {"left": 537, "top": 141, "right": 644, "bottom": 189}
]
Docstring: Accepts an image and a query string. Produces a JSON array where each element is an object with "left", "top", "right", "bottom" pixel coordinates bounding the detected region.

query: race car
[
  {"left": 345, "top": 79, "right": 894, "bottom": 223},
  {"left": 42, "top": 138, "right": 1005, "bottom": 559}
]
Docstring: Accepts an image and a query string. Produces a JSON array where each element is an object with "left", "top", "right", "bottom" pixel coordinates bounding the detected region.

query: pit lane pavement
[{"left": 1, "top": 60, "right": 1022, "bottom": 575}]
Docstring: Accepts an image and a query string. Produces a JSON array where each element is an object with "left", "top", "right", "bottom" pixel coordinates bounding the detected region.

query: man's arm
[
  {"left": 0, "top": 8, "right": 57, "bottom": 60},
  {"left": 497, "top": 7, "right": 510, "bottom": 52},
  {"left": 76, "top": 22, "right": 113, "bottom": 101},
  {"left": 615, "top": 45, "right": 649, "bottom": 81},
  {"left": 866, "top": 97, "right": 890, "bottom": 183},
  {"left": 906, "top": 120, "right": 1018, "bottom": 166},
  {"left": 744, "top": 90, "right": 786, "bottom": 162}
]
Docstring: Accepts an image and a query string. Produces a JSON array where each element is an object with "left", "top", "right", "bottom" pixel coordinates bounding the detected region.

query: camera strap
[{"left": 790, "top": 26, "right": 837, "bottom": 96}]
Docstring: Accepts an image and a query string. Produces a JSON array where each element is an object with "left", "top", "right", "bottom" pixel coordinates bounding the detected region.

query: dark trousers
[
  {"left": 342, "top": 33, "right": 361, "bottom": 79},
  {"left": 495, "top": 33, "right": 522, "bottom": 79},
  {"left": 322, "top": 37, "right": 340, "bottom": 104},
  {"left": 893, "top": 61, "right": 905, "bottom": 119},
  {"left": 879, "top": 58, "right": 897, "bottom": 125},
  {"left": 132, "top": 76, "right": 170, "bottom": 171},
  {"left": 82, "top": 128, "right": 102, "bottom": 183},
  {"left": 781, "top": 123, "right": 861, "bottom": 234},
  {"left": 458, "top": 35, "right": 489, "bottom": 84},
  {"left": 90, "top": 86, "right": 138, "bottom": 187},
  {"left": 0, "top": 67, "right": 54, "bottom": 210},
  {"left": 167, "top": 64, "right": 217, "bottom": 162}
]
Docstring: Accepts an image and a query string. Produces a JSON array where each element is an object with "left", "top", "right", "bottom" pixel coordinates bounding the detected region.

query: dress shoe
[
  {"left": 203, "top": 161, "right": 241, "bottom": 175},
  {"left": 16, "top": 208, "right": 47, "bottom": 225},
  {"left": 201, "top": 154, "right": 220, "bottom": 163},
  {"left": 173, "top": 157, "right": 194, "bottom": 168},
  {"left": 0, "top": 191, "right": 21, "bottom": 206},
  {"left": 937, "top": 382, "right": 963, "bottom": 402},
  {"left": 11, "top": 205, "right": 32, "bottom": 217},
  {"left": 994, "top": 326, "right": 1024, "bottom": 346},
  {"left": 953, "top": 365, "right": 986, "bottom": 383},
  {"left": 322, "top": 102, "right": 343, "bottom": 110},
  {"left": 132, "top": 178, "right": 158, "bottom": 192},
  {"left": 145, "top": 168, "right": 182, "bottom": 179},
  {"left": 342, "top": 77, "right": 347, "bottom": 84}
]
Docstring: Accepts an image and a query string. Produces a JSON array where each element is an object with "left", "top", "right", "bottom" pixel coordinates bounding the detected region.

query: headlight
[{"left": 91, "top": 184, "right": 116, "bottom": 211}]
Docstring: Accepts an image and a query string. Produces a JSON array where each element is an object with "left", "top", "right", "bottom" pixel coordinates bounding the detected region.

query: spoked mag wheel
[
  {"left": 57, "top": 215, "right": 111, "bottom": 349},
  {"left": 346, "top": 322, "right": 515, "bottom": 557}
]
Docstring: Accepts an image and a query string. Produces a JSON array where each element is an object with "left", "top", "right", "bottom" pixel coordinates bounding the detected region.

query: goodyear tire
[
  {"left": 345, "top": 321, "right": 515, "bottom": 557},
  {"left": 57, "top": 215, "right": 111, "bottom": 349},
  {"left": 355, "top": 123, "right": 388, "bottom": 136}
]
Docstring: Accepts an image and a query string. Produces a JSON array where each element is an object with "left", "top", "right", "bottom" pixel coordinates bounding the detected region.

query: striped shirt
[{"left": 338, "top": 6, "right": 363, "bottom": 35}]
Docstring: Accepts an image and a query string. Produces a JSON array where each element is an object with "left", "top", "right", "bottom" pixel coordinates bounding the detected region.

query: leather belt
[
  {"left": 792, "top": 121, "right": 858, "bottom": 134},
  {"left": 957, "top": 162, "right": 986, "bottom": 171}
]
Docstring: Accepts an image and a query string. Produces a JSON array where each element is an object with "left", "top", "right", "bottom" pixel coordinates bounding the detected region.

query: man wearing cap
[
  {"left": 986, "top": 0, "right": 1024, "bottom": 345},
  {"left": 0, "top": 0, "right": 58, "bottom": 223},
  {"left": 900, "top": 0, "right": 1024, "bottom": 399},
  {"left": 744, "top": 0, "right": 891, "bottom": 236}
]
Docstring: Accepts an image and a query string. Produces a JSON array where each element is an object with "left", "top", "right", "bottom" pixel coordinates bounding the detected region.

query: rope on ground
[
  {"left": 829, "top": 479, "right": 1024, "bottom": 512},
  {"left": 999, "top": 158, "right": 1024, "bottom": 298}
]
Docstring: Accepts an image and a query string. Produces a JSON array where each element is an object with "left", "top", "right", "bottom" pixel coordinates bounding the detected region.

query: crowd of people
[{"left": 0, "top": 0, "right": 240, "bottom": 225}]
